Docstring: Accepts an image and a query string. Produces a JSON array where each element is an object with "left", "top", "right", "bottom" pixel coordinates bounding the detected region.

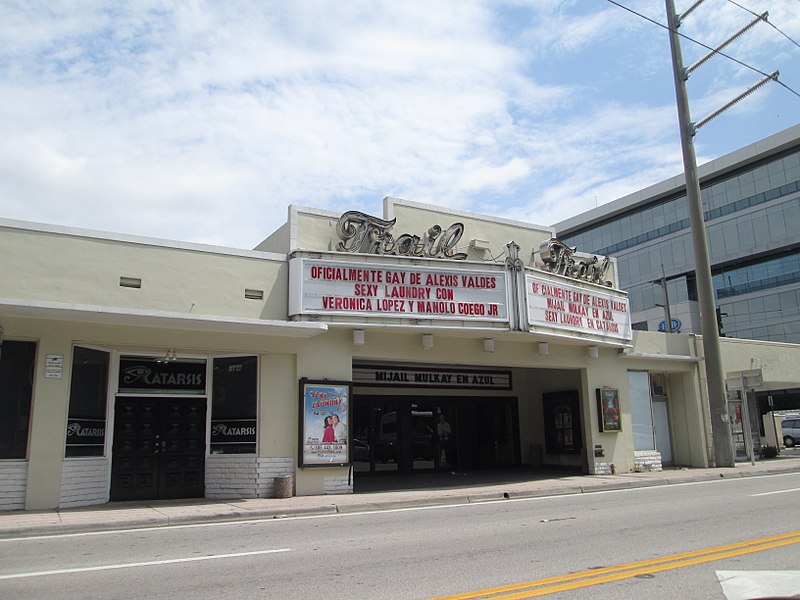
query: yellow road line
[{"left": 432, "top": 530, "right": 800, "bottom": 600}]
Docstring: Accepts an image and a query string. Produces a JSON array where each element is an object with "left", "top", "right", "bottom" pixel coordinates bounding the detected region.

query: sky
[{"left": 1, "top": 0, "right": 799, "bottom": 249}]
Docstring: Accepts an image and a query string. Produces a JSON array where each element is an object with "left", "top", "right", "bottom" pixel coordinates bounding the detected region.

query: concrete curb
[{"left": 1, "top": 460, "right": 797, "bottom": 539}]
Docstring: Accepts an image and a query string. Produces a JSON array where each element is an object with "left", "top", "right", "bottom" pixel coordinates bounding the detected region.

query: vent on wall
[
  {"left": 245, "top": 289, "right": 264, "bottom": 300},
  {"left": 119, "top": 276, "right": 142, "bottom": 289}
]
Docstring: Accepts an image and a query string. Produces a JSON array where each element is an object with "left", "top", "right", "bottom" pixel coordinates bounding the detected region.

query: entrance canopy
[{"left": 0, "top": 298, "right": 328, "bottom": 338}]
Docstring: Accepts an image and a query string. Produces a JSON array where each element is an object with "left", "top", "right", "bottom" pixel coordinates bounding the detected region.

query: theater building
[{"left": 2, "top": 197, "right": 799, "bottom": 510}]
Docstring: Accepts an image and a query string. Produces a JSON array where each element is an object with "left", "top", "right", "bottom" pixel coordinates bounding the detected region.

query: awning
[{"left": 0, "top": 298, "right": 328, "bottom": 339}]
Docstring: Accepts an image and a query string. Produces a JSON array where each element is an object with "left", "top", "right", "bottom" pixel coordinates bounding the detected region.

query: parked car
[{"left": 781, "top": 418, "right": 800, "bottom": 447}]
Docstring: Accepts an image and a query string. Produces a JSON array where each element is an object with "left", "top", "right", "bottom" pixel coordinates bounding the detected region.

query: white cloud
[{"left": 0, "top": 0, "right": 797, "bottom": 248}]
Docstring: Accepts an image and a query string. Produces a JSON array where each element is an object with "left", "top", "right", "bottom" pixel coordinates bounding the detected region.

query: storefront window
[
  {"left": 0, "top": 340, "right": 36, "bottom": 459},
  {"left": 66, "top": 346, "right": 110, "bottom": 457},
  {"left": 211, "top": 356, "right": 257, "bottom": 454}
]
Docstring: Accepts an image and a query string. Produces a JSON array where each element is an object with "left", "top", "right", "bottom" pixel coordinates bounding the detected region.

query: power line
[
  {"left": 604, "top": 0, "right": 800, "bottom": 100},
  {"left": 725, "top": 0, "right": 800, "bottom": 50}
]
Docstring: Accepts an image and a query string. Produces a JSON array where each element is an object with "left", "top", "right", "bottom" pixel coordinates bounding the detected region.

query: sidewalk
[{"left": 2, "top": 457, "right": 798, "bottom": 539}]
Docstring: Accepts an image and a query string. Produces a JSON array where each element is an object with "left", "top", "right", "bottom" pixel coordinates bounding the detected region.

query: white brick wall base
[
  {"left": 256, "top": 457, "right": 294, "bottom": 498},
  {"left": 634, "top": 450, "right": 663, "bottom": 472},
  {"left": 3, "top": 455, "right": 352, "bottom": 510},
  {"left": 206, "top": 456, "right": 352, "bottom": 497},
  {"left": 323, "top": 473, "right": 354, "bottom": 495},
  {"left": 592, "top": 462, "right": 614, "bottom": 475},
  {"left": 0, "top": 461, "right": 28, "bottom": 511},
  {"left": 205, "top": 455, "right": 258, "bottom": 498},
  {"left": 60, "top": 458, "right": 110, "bottom": 508},
  {"left": 205, "top": 455, "right": 298, "bottom": 499}
]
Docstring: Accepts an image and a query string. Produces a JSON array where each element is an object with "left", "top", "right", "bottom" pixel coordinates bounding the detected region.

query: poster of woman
[
  {"left": 597, "top": 387, "right": 622, "bottom": 432},
  {"left": 300, "top": 379, "right": 351, "bottom": 466}
]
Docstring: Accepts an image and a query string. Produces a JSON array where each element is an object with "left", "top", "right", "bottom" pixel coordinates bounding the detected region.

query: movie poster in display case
[
  {"left": 597, "top": 387, "right": 622, "bottom": 433},
  {"left": 299, "top": 379, "right": 351, "bottom": 467}
]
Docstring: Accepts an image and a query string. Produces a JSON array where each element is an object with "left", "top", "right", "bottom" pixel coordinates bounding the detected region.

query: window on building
[
  {"left": 66, "top": 346, "right": 110, "bottom": 458},
  {"left": 211, "top": 356, "right": 257, "bottom": 454},
  {"left": 629, "top": 371, "right": 655, "bottom": 451},
  {"left": 714, "top": 250, "right": 800, "bottom": 300},
  {"left": 0, "top": 340, "right": 36, "bottom": 459},
  {"left": 686, "top": 275, "right": 698, "bottom": 302},
  {"left": 669, "top": 276, "right": 687, "bottom": 304}
]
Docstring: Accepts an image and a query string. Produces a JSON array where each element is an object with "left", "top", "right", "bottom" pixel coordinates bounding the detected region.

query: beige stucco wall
[
  {"left": 283, "top": 199, "right": 622, "bottom": 295},
  {"left": 254, "top": 221, "right": 290, "bottom": 254},
  {"left": 294, "top": 330, "right": 353, "bottom": 494},
  {"left": 14, "top": 305, "right": 800, "bottom": 507},
  {"left": 387, "top": 198, "right": 554, "bottom": 263},
  {"left": 7, "top": 210, "right": 800, "bottom": 509},
  {"left": 23, "top": 322, "right": 73, "bottom": 509},
  {"left": 718, "top": 336, "right": 800, "bottom": 382},
  {"left": 1, "top": 222, "right": 288, "bottom": 320},
  {"left": 623, "top": 333, "right": 711, "bottom": 468},
  {"left": 5, "top": 310, "right": 729, "bottom": 508},
  {"left": 281, "top": 199, "right": 557, "bottom": 266},
  {"left": 665, "top": 371, "right": 710, "bottom": 467},
  {"left": 1, "top": 311, "right": 327, "bottom": 508},
  {"left": 623, "top": 333, "right": 800, "bottom": 469},
  {"left": 578, "top": 346, "right": 633, "bottom": 472},
  {"left": 260, "top": 353, "right": 298, "bottom": 456}
]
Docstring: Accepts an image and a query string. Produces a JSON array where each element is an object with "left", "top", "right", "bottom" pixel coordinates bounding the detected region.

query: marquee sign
[
  {"left": 526, "top": 273, "right": 632, "bottom": 341},
  {"left": 539, "top": 239, "right": 613, "bottom": 287},
  {"left": 336, "top": 210, "right": 468, "bottom": 260},
  {"left": 353, "top": 364, "right": 512, "bottom": 390},
  {"left": 289, "top": 258, "right": 509, "bottom": 322}
]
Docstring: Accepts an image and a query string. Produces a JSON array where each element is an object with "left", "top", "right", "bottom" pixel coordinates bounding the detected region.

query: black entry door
[
  {"left": 352, "top": 396, "right": 454, "bottom": 473},
  {"left": 111, "top": 397, "right": 206, "bottom": 501},
  {"left": 353, "top": 395, "right": 520, "bottom": 474}
]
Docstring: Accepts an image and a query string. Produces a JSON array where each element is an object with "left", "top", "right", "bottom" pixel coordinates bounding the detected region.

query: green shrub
[{"left": 760, "top": 445, "right": 779, "bottom": 459}]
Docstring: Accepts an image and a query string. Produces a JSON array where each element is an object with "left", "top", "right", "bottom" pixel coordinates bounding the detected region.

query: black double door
[{"left": 111, "top": 397, "right": 206, "bottom": 501}]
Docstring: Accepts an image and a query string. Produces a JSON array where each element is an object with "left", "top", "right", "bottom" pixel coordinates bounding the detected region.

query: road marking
[
  {"left": 2, "top": 472, "right": 798, "bottom": 543},
  {"left": 750, "top": 487, "right": 800, "bottom": 496},
  {"left": 717, "top": 570, "right": 800, "bottom": 599},
  {"left": 0, "top": 548, "right": 291, "bottom": 581},
  {"left": 432, "top": 531, "right": 800, "bottom": 599}
]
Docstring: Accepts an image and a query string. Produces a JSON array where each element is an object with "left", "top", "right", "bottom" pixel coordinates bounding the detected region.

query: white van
[{"left": 781, "top": 417, "right": 800, "bottom": 447}]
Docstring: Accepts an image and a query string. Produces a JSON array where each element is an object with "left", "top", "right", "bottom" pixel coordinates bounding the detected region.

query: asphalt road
[{"left": 1, "top": 472, "right": 799, "bottom": 599}]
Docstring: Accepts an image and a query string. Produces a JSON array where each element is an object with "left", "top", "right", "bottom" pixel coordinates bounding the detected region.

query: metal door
[
  {"left": 728, "top": 399, "right": 749, "bottom": 461},
  {"left": 652, "top": 400, "right": 673, "bottom": 465}
]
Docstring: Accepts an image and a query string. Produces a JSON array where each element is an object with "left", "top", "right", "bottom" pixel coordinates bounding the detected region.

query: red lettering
[
  {"left": 435, "top": 288, "right": 454, "bottom": 300},
  {"left": 460, "top": 275, "right": 496, "bottom": 288},
  {"left": 458, "top": 302, "right": 485, "bottom": 316},
  {"left": 426, "top": 273, "right": 459, "bottom": 287}
]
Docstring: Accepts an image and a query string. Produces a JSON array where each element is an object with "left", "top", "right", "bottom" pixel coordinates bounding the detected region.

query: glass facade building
[{"left": 554, "top": 124, "right": 800, "bottom": 345}]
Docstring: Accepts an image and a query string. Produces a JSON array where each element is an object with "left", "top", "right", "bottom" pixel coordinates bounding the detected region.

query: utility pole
[
  {"left": 664, "top": 0, "right": 735, "bottom": 466},
  {"left": 659, "top": 264, "right": 673, "bottom": 333}
]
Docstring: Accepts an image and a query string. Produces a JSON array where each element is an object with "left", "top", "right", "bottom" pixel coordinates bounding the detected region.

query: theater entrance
[
  {"left": 352, "top": 395, "right": 519, "bottom": 474},
  {"left": 110, "top": 396, "right": 207, "bottom": 501}
]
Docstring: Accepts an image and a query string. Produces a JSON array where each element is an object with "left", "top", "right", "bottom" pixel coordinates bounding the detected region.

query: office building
[{"left": 555, "top": 124, "right": 800, "bottom": 411}]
